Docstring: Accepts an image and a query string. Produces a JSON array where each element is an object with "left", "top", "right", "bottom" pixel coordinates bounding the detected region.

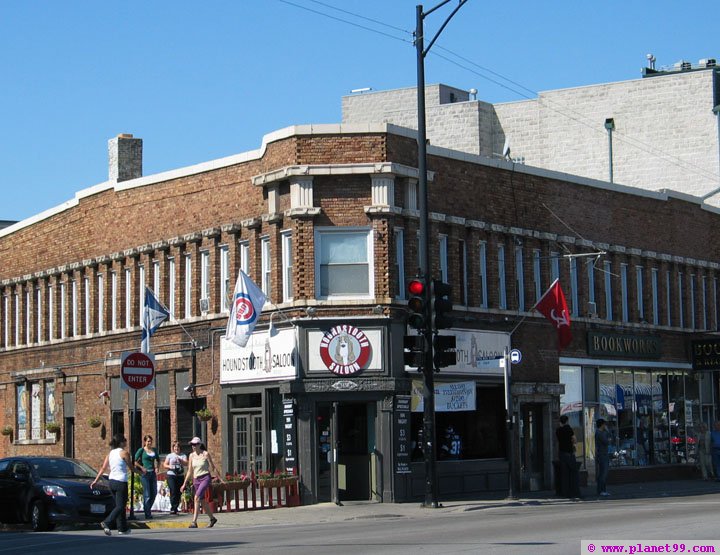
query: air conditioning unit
[{"left": 199, "top": 298, "right": 210, "bottom": 314}]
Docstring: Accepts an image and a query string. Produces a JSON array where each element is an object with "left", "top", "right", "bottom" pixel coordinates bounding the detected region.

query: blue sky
[{"left": 1, "top": 0, "right": 717, "bottom": 222}]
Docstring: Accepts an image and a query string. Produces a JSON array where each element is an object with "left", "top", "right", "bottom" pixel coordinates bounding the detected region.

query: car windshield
[{"left": 31, "top": 458, "right": 96, "bottom": 479}]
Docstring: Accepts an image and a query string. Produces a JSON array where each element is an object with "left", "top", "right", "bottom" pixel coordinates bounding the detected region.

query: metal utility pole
[{"left": 415, "top": 0, "right": 467, "bottom": 510}]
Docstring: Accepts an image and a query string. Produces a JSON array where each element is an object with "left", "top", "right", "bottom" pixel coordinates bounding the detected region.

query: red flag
[{"left": 535, "top": 279, "right": 572, "bottom": 350}]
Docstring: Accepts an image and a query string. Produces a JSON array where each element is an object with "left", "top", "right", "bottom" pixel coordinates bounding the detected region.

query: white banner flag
[{"left": 225, "top": 270, "right": 267, "bottom": 348}]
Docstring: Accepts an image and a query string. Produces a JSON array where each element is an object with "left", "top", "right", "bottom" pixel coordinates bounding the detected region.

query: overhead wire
[{"left": 276, "top": 0, "right": 720, "bottom": 187}]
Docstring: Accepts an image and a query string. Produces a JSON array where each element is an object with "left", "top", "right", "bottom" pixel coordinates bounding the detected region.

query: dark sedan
[{"left": 0, "top": 456, "right": 114, "bottom": 531}]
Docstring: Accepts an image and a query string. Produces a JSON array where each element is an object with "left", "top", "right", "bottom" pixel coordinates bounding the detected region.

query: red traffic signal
[{"left": 407, "top": 278, "right": 427, "bottom": 330}]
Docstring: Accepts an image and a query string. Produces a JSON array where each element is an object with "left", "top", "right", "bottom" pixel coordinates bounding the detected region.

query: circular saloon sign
[{"left": 319, "top": 325, "right": 372, "bottom": 376}]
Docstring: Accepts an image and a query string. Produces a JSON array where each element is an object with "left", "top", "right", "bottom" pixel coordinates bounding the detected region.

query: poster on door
[{"left": 283, "top": 399, "right": 298, "bottom": 476}]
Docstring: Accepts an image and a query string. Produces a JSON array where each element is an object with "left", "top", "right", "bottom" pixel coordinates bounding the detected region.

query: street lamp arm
[{"left": 423, "top": 0, "right": 468, "bottom": 58}]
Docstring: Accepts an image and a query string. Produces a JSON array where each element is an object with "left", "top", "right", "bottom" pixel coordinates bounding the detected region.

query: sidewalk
[{"left": 134, "top": 478, "right": 720, "bottom": 530}]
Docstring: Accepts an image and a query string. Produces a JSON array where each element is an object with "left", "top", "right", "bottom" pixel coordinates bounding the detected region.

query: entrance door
[
  {"left": 63, "top": 417, "right": 74, "bottom": 458},
  {"left": 520, "top": 404, "right": 545, "bottom": 491},
  {"left": 233, "top": 413, "right": 264, "bottom": 475}
]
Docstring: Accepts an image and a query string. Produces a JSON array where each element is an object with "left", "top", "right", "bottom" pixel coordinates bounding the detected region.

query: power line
[
  {"left": 307, "top": 0, "right": 412, "bottom": 35},
  {"left": 275, "top": 0, "right": 411, "bottom": 44}
]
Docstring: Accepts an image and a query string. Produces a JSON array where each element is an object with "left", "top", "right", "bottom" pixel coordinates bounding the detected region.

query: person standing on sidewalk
[
  {"left": 697, "top": 423, "right": 714, "bottom": 480},
  {"left": 135, "top": 434, "right": 161, "bottom": 520},
  {"left": 181, "top": 437, "right": 226, "bottom": 528},
  {"left": 556, "top": 415, "right": 580, "bottom": 498},
  {"left": 163, "top": 441, "right": 188, "bottom": 514},
  {"left": 595, "top": 419, "right": 611, "bottom": 497},
  {"left": 711, "top": 421, "right": 720, "bottom": 481},
  {"left": 91, "top": 434, "right": 132, "bottom": 536}
]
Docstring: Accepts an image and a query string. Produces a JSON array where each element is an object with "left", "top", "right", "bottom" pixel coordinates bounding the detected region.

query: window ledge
[{"left": 14, "top": 438, "right": 56, "bottom": 446}]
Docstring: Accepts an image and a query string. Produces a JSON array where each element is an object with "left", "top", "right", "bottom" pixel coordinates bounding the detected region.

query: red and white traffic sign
[{"left": 121, "top": 352, "right": 155, "bottom": 390}]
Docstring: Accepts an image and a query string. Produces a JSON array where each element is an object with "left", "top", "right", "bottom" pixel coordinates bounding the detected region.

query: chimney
[{"left": 108, "top": 133, "right": 142, "bottom": 182}]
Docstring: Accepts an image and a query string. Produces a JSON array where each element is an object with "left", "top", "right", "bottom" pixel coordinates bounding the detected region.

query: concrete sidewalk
[{"left": 133, "top": 478, "right": 720, "bottom": 530}]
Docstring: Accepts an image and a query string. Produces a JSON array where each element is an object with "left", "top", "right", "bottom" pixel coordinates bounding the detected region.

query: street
[{"left": 2, "top": 492, "right": 719, "bottom": 555}]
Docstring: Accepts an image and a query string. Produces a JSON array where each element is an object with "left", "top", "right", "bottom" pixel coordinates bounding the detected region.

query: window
[
  {"left": 84, "top": 277, "right": 91, "bottom": 335},
  {"left": 184, "top": 255, "right": 192, "bottom": 319},
  {"left": 651, "top": 268, "right": 659, "bottom": 325},
  {"left": 30, "top": 382, "right": 41, "bottom": 440},
  {"left": 200, "top": 251, "right": 210, "bottom": 307},
  {"left": 47, "top": 286, "right": 53, "bottom": 341},
  {"left": 459, "top": 239, "right": 467, "bottom": 306},
  {"left": 138, "top": 265, "right": 145, "bottom": 325},
  {"left": 636, "top": 266, "right": 644, "bottom": 321},
  {"left": 25, "top": 289, "right": 30, "bottom": 344},
  {"left": 533, "top": 249, "right": 542, "bottom": 302},
  {"left": 515, "top": 245, "right": 524, "bottom": 311},
  {"left": 240, "top": 241, "right": 249, "bottom": 274},
  {"left": 479, "top": 242, "right": 488, "bottom": 308},
  {"left": 16, "top": 382, "right": 27, "bottom": 440},
  {"left": 551, "top": 252, "right": 560, "bottom": 282},
  {"left": 678, "top": 272, "right": 684, "bottom": 328},
  {"left": 60, "top": 282, "right": 66, "bottom": 339},
  {"left": 4, "top": 295, "right": 8, "bottom": 347},
  {"left": 316, "top": 228, "right": 373, "bottom": 298},
  {"left": 125, "top": 268, "right": 132, "bottom": 329},
  {"left": 45, "top": 382, "right": 56, "bottom": 438},
  {"left": 621, "top": 264, "right": 629, "bottom": 322},
  {"left": 153, "top": 260, "right": 160, "bottom": 297},
  {"left": 498, "top": 244, "right": 507, "bottom": 309},
  {"left": 604, "top": 261, "right": 613, "bottom": 321},
  {"left": 281, "top": 233, "right": 293, "bottom": 302},
  {"left": 168, "top": 258, "right": 176, "bottom": 317},
  {"left": 439, "top": 235, "right": 448, "bottom": 283},
  {"left": 98, "top": 274, "right": 104, "bottom": 333},
  {"left": 36, "top": 286, "right": 42, "bottom": 342},
  {"left": 665, "top": 271, "right": 672, "bottom": 326},
  {"left": 261, "top": 237, "right": 271, "bottom": 299},
  {"left": 394, "top": 229, "right": 405, "bottom": 300},
  {"left": 220, "top": 246, "right": 230, "bottom": 312},
  {"left": 71, "top": 280, "right": 78, "bottom": 337},
  {"left": 14, "top": 293, "right": 20, "bottom": 345},
  {"left": 405, "top": 179, "right": 418, "bottom": 211},
  {"left": 569, "top": 257, "right": 578, "bottom": 317},
  {"left": 111, "top": 272, "right": 117, "bottom": 331},
  {"left": 701, "top": 276, "right": 707, "bottom": 330},
  {"left": 714, "top": 278, "right": 718, "bottom": 331},
  {"left": 689, "top": 274, "right": 696, "bottom": 330},
  {"left": 157, "top": 407, "right": 171, "bottom": 456}
]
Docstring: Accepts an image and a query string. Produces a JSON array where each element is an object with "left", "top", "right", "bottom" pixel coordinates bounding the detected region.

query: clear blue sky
[{"left": 1, "top": 0, "right": 716, "bottom": 222}]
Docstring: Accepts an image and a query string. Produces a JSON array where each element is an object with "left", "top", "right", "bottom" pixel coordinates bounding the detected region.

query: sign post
[{"left": 120, "top": 352, "right": 155, "bottom": 519}]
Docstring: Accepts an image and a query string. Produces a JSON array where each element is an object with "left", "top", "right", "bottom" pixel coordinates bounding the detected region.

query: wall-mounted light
[
  {"left": 305, "top": 307, "right": 317, "bottom": 318},
  {"left": 184, "top": 384, "right": 196, "bottom": 395}
]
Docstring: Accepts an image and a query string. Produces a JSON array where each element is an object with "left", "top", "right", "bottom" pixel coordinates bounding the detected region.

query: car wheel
[{"left": 31, "top": 501, "right": 50, "bottom": 532}]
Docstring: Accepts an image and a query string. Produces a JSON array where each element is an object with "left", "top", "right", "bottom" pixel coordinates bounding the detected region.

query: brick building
[
  {"left": 343, "top": 59, "right": 720, "bottom": 204},
  {"left": 1, "top": 124, "right": 717, "bottom": 503}
]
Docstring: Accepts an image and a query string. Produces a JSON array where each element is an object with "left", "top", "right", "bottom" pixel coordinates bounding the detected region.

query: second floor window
[
  {"left": 479, "top": 242, "right": 488, "bottom": 308},
  {"left": 316, "top": 228, "right": 372, "bottom": 298},
  {"left": 394, "top": 229, "right": 405, "bottom": 300},
  {"left": 220, "top": 246, "right": 229, "bottom": 312},
  {"left": 281, "top": 232, "right": 293, "bottom": 302},
  {"left": 261, "top": 237, "right": 271, "bottom": 299}
]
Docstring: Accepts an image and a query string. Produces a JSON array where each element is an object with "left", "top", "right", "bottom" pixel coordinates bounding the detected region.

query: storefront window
[
  {"left": 685, "top": 376, "right": 700, "bottom": 466},
  {"left": 634, "top": 372, "right": 652, "bottom": 466},
  {"left": 615, "top": 370, "right": 634, "bottom": 466},
  {"left": 598, "top": 370, "right": 618, "bottom": 464},
  {"left": 652, "top": 371, "right": 670, "bottom": 464},
  {"left": 559, "top": 366, "right": 583, "bottom": 461},
  {"left": 668, "top": 372, "right": 685, "bottom": 464}
]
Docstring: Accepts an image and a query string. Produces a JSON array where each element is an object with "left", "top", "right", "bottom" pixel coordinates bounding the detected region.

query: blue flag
[{"left": 141, "top": 286, "right": 170, "bottom": 353}]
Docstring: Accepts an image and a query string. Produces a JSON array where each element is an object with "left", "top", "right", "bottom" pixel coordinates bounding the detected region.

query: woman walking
[
  {"left": 163, "top": 440, "right": 188, "bottom": 514},
  {"left": 180, "top": 437, "right": 225, "bottom": 528},
  {"left": 91, "top": 434, "right": 132, "bottom": 536},
  {"left": 134, "top": 434, "right": 161, "bottom": 519}
]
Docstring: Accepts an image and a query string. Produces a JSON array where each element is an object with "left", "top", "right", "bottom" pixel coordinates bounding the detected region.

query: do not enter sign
[{"left": 121, "top": 352, "right": 155, "bottom": 390}]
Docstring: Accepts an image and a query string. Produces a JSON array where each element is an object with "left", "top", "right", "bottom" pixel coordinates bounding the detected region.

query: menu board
[
  {"left": 394, "top": 395, "right": 412, "bottom": 474},
  {"left": 283, "top": 399, "right": 298, "bottom": 476}
]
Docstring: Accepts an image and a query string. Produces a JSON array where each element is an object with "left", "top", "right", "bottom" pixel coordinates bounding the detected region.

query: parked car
[{"left": 0, "top": 456, "right": 114, "bottom": 531}]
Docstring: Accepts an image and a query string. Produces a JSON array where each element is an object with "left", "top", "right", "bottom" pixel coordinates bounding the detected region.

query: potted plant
[
  {"left": 88, "top": 417, "right": 102, "bottom": 428},
  {"left": 195, "top": 408, "right": 214, "bottom": 422},
  {"left": 45, "top": 422, "right": 61, "bottom": 434},
  {"left": 1, "top": 425, "right": 12, "bottom": 437}
]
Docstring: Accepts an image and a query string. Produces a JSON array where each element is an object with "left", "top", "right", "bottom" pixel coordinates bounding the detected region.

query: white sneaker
[{"left": 600, "top": 491, "right": 611, "bottom": 496}]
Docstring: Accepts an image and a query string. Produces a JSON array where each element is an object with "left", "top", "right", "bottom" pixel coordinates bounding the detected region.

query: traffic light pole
[{"left": 415, "top": 0, "right": 466, "bottom": 509}]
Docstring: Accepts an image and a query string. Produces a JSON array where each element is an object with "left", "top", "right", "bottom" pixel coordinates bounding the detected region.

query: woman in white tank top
[{"left": 92, "top": 434, "right": 133, "bottom": 536}]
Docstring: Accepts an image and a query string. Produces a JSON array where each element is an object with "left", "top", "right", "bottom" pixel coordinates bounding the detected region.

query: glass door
[{"left": 232, "top": 413, "right": 264, "bottom": 475}]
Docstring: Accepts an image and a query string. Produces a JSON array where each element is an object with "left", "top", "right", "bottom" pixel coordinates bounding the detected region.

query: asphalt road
[{"left": 2, "top": 493, "right": 719, "bottom": 555}]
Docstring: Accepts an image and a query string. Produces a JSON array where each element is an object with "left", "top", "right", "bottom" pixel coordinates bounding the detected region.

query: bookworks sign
[
  {"left": 691, "top": 338, "right": 720, "bottom": 371},
  {"left": 587, "top": 331, "right": 661, "bottom": 359}
]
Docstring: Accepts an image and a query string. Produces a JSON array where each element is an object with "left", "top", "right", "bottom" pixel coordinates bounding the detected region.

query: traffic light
[
  {"left": 433, "top": 334, "right": 456, "bottom": 369},
  {"left": 407, "top": 277, "right": 427, "bottom": 330},
  {"left": 432, "top": 280, "right": 453, "bottom": 330},
  {"left": 404, "top": 335, "right": 426, "bottom": 368}
]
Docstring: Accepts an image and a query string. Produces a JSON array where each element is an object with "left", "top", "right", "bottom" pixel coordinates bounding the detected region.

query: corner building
[{"left": 1, "top": 125, "right": 718, "bottom": 502}]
